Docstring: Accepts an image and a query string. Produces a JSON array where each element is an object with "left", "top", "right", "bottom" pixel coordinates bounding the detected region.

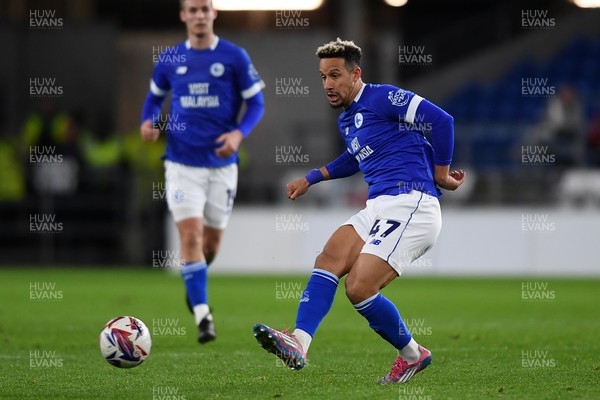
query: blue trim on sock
[
  {"left": 182, "top": 261, "right": 208, "bottom": 274},
  {"left": 354, "top": 292, "right": 412, "bottom": 349},
  {"left": 181, "top": 261, "right": 208, "bottom": 307},
  {"left": 353, "top": 293, "right": 380, "bottom": 312},
  {"left": 312, "top": 268, "right": 339, "bottom": 285}
]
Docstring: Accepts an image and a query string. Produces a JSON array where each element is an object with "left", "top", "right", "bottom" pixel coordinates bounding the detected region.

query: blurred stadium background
[{"left": 1, "top": 0, "right": 599, "bottom": 273}]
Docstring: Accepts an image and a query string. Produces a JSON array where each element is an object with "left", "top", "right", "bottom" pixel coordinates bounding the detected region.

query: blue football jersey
[
  {"left": 338, "top": 83, "right": 454, "bottom": 199},
  {"left": 149, "top": 37, "right": 265, "bottom": 167}
]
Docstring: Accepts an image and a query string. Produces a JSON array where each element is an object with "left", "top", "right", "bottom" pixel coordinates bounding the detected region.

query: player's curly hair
[{"left": 316, "top": 38, "right": 362, "bottom": 69}]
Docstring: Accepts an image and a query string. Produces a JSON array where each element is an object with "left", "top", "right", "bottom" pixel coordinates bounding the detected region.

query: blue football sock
[
  {"left": 295, "top": 268, "right": 339, "bottom": 337},
  {"left": 181, "top": 261, "right": 208, "bottom": 307},
  {"left": 354, "top": 293, "right": 412, "bottom": 349}
]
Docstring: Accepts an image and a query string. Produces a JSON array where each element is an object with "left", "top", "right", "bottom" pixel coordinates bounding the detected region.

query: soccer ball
[{"left": 99, "top": 316, "right": 152, "bottom": 368}]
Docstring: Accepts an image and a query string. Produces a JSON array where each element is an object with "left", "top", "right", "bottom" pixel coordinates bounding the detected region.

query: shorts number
[
  {"left": 369, "top": 219, "right": 401, "bottom": 238},
  {"left": 226, "top": 189, "right": 236, "bottom": 212}
]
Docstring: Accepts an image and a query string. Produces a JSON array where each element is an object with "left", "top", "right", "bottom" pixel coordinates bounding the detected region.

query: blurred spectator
[
  {"left": 587, "top": 106, "right": 600, "bottom": 166},
  {"left": 79, "top": 113, "right": 125, "bottom": 192},
  {"left": 0, "top": 133, "right": 25, "bottom": 201},
  {"left": 21, "top": 101, "right": 82, "bottom": 195},
  {"left": 530, "top": 85, "right": 586, "bottom": 167}
]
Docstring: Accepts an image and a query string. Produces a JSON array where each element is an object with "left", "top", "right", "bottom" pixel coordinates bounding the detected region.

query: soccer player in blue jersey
[
  {"left": 254, "top": 38, "right": 464, "bottom": 383},
  {"left": 140, "top": 0, "right": 265, "bottom": 343}
]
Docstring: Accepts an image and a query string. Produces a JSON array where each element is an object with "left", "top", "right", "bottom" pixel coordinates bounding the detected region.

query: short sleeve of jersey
[
  {"left": 234, "top": 48, "right": 265, "bottom": 100},
  {"left": 150, "top": 60, "right": 171, "bottom": 97},
  {"left": 373, "top": 84, "right": 424, "bottom": 124}
]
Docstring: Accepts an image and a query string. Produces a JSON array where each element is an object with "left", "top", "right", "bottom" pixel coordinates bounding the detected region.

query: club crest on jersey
[
  {"left": 210, "top": 63, "right": 225, "bottom": 77},
  {"left": 176, "top": 66, "right": 188, "bottom": 75},
  {"left": 388, "top": 89, "right": 410, "bottom": 107},
  {"left": 354, "top": 113, "right": 363, "bottom": 128}
]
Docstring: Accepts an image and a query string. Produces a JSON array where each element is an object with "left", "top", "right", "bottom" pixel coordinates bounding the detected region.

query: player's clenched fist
[
  {"left": 434, "top": 165, "right": 466, "bottom": 191},
  {"left": 140, "top": 120, "right": 160, "bottom": 142},
  {"left": 287, "top": 177, "right": 310, "bottom": 200},
  {"left": 215, "top": 129, "right": 243, "bottom": 158}
]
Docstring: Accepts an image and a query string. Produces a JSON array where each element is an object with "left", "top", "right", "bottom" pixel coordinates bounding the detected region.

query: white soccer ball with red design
[{"left": 99, "top": 316, "right": 152, "bottom": 368}]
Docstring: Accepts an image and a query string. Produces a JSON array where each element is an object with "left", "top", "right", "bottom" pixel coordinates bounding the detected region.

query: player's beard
[{"left": 189, "top": 21, "right": 209, "bottom": 39}]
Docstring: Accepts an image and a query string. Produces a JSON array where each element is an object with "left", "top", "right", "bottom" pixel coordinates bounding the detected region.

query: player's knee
[
  {"left": 315, "top": 249, "right": 343, "bottom": 272},
  {"left": 344, "top": 276, "right": 376, "bottom": 304},
  {"left": 180, "top": 228, "right": 203, "bottom": 251}
]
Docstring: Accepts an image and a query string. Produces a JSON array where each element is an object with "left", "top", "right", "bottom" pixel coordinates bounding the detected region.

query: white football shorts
[
  {"left": 344, "top": 191, "right": 442, "bottom": 276},
  {"left": 164, "top": 160, "right": 237, "bottom": 229}
]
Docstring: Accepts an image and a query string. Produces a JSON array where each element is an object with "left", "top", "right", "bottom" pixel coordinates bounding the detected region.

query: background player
[
  {"left": 253, "top": 38, "right": 464, "bottom": 383},
  {"left": 141, "top": 0, "right": 265, "bottom": 343}
]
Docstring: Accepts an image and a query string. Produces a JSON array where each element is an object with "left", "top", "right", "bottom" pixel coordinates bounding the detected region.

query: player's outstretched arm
[
  {"left": 287, "top": 167, "right": 330, "bottom": 200},
  {"left": 434, "top": 165, "right": 465, "bottom": 191},
  {"left": 287, "top": 150, "right": 360, "bottom": 200}
]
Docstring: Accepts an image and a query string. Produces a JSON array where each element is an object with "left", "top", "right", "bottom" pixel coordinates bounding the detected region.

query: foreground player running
[
  {"left": 141, "top": 0, "right": 264, "bottom": 343},
  {"left": 253, "top": 39, "right": 464, "bottom": 383}
]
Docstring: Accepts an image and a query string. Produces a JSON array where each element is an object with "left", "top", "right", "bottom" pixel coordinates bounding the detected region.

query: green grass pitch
[{"left": 1, "top": 268, "right": 599, "bottom": 399}]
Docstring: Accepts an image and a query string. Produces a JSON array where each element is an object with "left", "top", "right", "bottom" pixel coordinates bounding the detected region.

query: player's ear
[
  {"left": 179, "top": 8, "right": 186, "bottom": 23},
  {"left": 210, "top": 0, "right": 218, "bottom": 19},
  {"left": 353, "top": 66, "right": 362, "bottom": 82}
]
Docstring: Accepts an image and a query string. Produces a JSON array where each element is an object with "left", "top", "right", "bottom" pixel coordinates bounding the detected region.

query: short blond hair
[{"left": 316, "top": 38, "right": 362, "bottom": 69}]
